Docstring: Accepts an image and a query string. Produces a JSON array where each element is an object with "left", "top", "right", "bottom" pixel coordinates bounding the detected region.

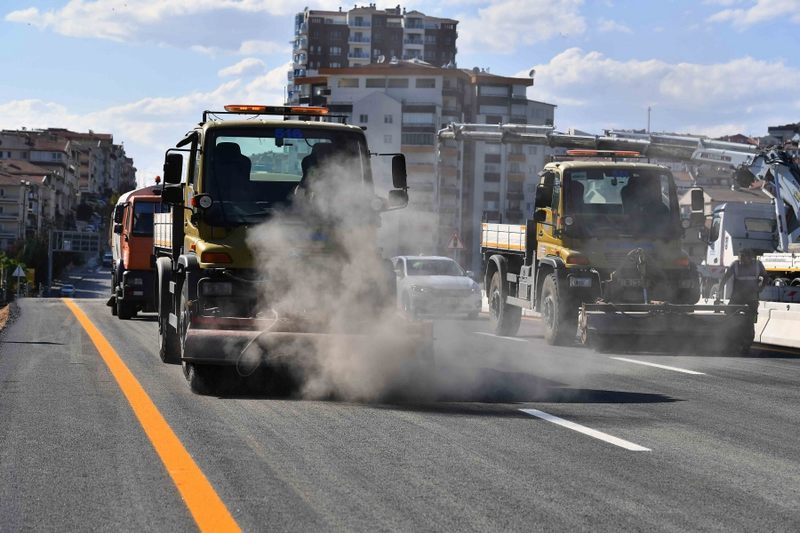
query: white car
[{"left": 392, "top": 255, "right": 481, "bottom": 319}]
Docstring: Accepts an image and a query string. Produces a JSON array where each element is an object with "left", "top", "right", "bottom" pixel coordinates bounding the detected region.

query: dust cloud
[{"left": 243, "top": 153, "right": 593, "bottom": 403}]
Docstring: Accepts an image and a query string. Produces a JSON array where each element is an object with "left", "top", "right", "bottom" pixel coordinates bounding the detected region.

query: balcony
[
  {"left": 349, "top": 21, "right": 371, "bottom": 27},
  {"left": 348, "top": 52, "right": 370, "bottom": 59},
  {"left": 508, "top": 153, "right": 526, "bottom": 162},
  {"left": 403, "top": 39, "right": 424, "bottom": 46},
  {"left": 348, "top": 36, "right": 371, "bottom": 43},
  {"left": 507, "top": 172, "right": 526, "bottom": 181}
]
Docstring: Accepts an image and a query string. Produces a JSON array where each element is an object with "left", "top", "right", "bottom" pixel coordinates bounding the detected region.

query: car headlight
[{"left": 411, "top": 285, "right": 426, "bottom": 293}]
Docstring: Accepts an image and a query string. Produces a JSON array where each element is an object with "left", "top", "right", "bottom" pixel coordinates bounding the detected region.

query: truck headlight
[
  {"left": 569, "top": 277, "right": 592, "bottom": 288},
  {"left": 201, "top": 281, "right": 233, "bottom": 296},
  {"left": 130, "top": 277, "right": 143, "bottom": 286}
]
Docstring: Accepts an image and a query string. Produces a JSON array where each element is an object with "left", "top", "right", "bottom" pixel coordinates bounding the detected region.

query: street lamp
[{"left": 19, "top": 180, "right": 31, "bottom": 239}]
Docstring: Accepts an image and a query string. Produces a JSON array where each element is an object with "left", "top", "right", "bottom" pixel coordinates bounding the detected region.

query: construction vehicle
[
  {"left": 107, "top": 184, "right": 166, "bottom": 319},
  {"left": 480, "top": 154, "right": 752, "bottom": 352},
  {"left": 154, "top": 104, "right": 429, "bottom": 394}
]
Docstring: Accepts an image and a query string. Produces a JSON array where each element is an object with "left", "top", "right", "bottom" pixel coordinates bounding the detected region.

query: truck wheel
[
  {"left": 183, "top": 362, "right": 218, "bottom": 396},
  {"left": 117, "top": 298, "right": 133, "bottom": 320},
  {"left": 541, "top": 274, "right": 575, "bottom": 345},
  {"left": 488, "top": 271, "right": 521, "bottom": 336}
]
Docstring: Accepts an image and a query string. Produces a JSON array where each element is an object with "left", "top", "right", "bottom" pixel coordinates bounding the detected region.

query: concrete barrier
[{"left": 755, "top": 301, "right": 800, "bottom": 349}]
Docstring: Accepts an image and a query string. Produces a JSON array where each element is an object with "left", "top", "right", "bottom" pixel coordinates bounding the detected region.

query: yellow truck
[
  {"left": 154, "top": 105, "right": 430, "bottom": 394},
  {"left": 481, "top": 154, "right": 753, "bottom": 353}
]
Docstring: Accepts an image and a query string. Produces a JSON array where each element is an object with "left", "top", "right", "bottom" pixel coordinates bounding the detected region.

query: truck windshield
[
  {"left": 203, "top": 127, "right": 371, "bottom": 226},
  {"left": 131, "top": 201, "right": 168, "bottom": 236},
  {"left": 563, "top": 168, "right": 679, "bottom": 239}
]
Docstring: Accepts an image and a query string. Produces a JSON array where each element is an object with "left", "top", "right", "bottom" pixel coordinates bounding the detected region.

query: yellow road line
[{"left": 63, "top": 298, "right": 240, "bottom": 533}]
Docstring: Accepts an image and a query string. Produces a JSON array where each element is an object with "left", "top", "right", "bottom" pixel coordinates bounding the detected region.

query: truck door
[
  {"left": 534, "top": 170, "right": 560, "bottom": 251},
  {"left": 707, "top": 213, "right": 722, "bottom": 266}
]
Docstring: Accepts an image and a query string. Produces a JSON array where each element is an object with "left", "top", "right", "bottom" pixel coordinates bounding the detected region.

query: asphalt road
[{"left": 1, "top": 269, "right": 799, "bottom": 531}]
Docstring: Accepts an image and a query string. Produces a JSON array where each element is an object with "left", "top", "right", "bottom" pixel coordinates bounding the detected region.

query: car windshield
[
  {"left": 406, "top": 259, "right": 464, "bottom": 276},
  {"left": 203, "top": 127, "right": 371, "bottom": 226},
  {"left": 131, "top": 201, "right": 168, "bottom": 236},
  {"left": 563, "top": 167, "right": 680, "bottom": 238}
]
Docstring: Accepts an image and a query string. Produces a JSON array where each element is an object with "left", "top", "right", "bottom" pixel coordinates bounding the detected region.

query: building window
[
  {"left": 329, "top": 62, "right": 341, "bottom": 68},
  {"left": 401, "top": 132, "right": 433, "bottom": 145},
  {"left": 338, "top": 78, "right": 359, "bottom": 88},
  {"left": 384, "top": 114, "right": 393, "bottom": 124},
  {"left": 415, "top": 78, "right": 435, "bottom": 88},
  {"left": 366, "top": 78, "right": 386, "bottom": 88},
  {"left": 402, "top": 112, "right": 434, "bottom": 125},
  {"left": 359, "top": 114, "right": 369, "bottom": 123},
  {"left": 384, "top": 134, "right": 392, "bottom": 144},
  {"left": 387, "top": 78, "right": 409, "bottom": 88},
  {"left": 0, "top": 189, "right": 4, "bottom": 197},
  {"left": 329, "top": 46, "right": 342, "bottom": 55}
]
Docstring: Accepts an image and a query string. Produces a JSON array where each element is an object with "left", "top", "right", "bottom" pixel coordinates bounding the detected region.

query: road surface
[{"left": 1, "top": 268, "right": 799, "bottom": 531}]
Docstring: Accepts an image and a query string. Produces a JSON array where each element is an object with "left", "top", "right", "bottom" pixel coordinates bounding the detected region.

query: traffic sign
[
  {"left": 12, "top": 265, "right": 25, "bottom": 277},
  {"left": 447, "top": 232, "right": 464, "bottom": 250}
]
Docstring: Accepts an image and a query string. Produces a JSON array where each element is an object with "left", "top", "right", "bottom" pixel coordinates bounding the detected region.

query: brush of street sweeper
[{"left": 578, "top": 248, "right": 753, "bottom": 353}]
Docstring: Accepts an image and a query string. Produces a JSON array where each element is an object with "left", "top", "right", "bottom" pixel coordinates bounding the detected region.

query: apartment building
[
  {"left": 302, "top": 61, "right": 555, "bottom": 263},
  {"left": 289, "top": 4, "right": 457, "bottom": 105}
]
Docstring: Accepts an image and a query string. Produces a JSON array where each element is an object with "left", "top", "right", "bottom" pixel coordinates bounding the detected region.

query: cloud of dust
[
  {"left": 242, "top": 151, "right": 596, "bottom": 403},
  {"left": 243, "top": 152, "right": 441, "bottom": 401}
]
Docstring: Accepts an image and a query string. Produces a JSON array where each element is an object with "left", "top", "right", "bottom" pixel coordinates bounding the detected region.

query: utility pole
[{"left": 647, "top": 106, "right": 652, "bottom": 133}]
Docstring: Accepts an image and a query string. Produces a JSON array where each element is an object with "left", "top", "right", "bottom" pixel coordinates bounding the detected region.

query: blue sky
[{"left": 1, "top": 0, "right": 799, "bottom": 184}]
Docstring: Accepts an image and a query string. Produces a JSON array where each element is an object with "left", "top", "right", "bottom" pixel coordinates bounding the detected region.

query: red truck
[{"left": 107, "top": 184, "right": 167, "bottom": 319}]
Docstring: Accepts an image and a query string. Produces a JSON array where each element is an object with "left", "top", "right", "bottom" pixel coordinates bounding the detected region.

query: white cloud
[
  {"left": 4, "top": 0, "right": 338, "bottom": 50},
  {"left": 238, "top": 40, "right": 290, "bottom": 56},
  {"left": 707, "top": 0, "right": 800, "bottom": 28},
  {"left": 218, "top": 57, "right": 266, "bottom": 77},
  {"left": 525, "top": 48, "right": 800, "bottom": 136},
  {"left": 597, "top": 18, "right": 632, "bottom": 33},
  {"left": 0, "top": 61, "right": 290, "bottom": 186},
  {"left": 457, "top": 0, "right": 586, "bottom": 53}
]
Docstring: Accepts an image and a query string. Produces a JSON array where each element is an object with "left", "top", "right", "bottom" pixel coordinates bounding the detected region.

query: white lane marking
[
  {"left": 519, "top": 408, "right": 651, "bottom": 452},
  {"left": 474, "top": 331, "right": 528, "bottom": 343},
  {"left": 610, "top": 357, "right": 706, "bottom": 375}
]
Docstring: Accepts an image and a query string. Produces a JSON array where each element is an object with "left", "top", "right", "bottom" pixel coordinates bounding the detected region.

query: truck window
[
  {"left": 132, "top": 201, "right": 169, "bottom": 236},
  {"left": 203, "top": 127, "right": 371, "bottom": 226},
  {"left": 743, "top": 218, "right": 775, "bottom": 233},
  {"left": 564, "top": 168, "right": 678, "bottom": 238}
]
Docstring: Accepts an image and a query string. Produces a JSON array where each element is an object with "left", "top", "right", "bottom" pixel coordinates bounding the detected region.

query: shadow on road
[{"left": 1, "top": 340, "right": 64, "bottom": 346}]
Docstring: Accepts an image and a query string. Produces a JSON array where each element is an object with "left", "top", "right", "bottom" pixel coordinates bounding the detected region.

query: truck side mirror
[
  {"left": 690, "top": 188, "right": 704, "bottom": 212},
  {"left": 163, "top": 153, "right": 183, "bottom": 185},
  {"left": 698, "top": 227, "right": 709, "bottom": 242},
  {"left": 533, "top": 209, "right": 547, "bottom": 222},
  {"left": 113, "top": 223, "right": 122, "bottom": 235},
  {"left": 391, "top": 154, "right": 407, "bottom": 189},
  {"left": 535, "top": 186, "right": 551, "bottom": 208},
  {"left": 386, "top": 189, "right": 408, "bottom": 209},
  {"left": 113, "top": 207, "right": 124, "bottom": 224},
  {"left": 161, "top": 186, "right": 183, "bottom": 205}
]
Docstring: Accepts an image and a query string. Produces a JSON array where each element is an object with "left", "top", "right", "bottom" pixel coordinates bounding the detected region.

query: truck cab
[
  {"left": 482, "top": 157, "right": 706, "bottom": 345},
  {"left": 698, "top": 202, "right": 776, "bottom": 298},
  {"left": 108, "top": 184, "right": 165, "bottom": 318},
  {"left": 154, "top": 105, "right": 417, "bottom": 393}
]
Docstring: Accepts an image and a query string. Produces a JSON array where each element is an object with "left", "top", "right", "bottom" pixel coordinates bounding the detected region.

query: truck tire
[
  {"left": 179, "top": 281, "right": 219, "bottom": 395},
  {"left": 541, "top": 273, "right": 575, "bottom": 345},
  {"left": 117, "top": 298, "right": 134, "bottom": 320},
  {"left": 488, "top": 271, "right": 521, "bottom": 336}
]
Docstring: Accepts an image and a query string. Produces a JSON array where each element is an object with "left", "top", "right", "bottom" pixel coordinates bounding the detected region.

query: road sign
[
  {"left": 12, "top": 265, "right": 25, "bottom": 278},
  {"left": 447, "top": 231, "right": 464, "bottom": 250}
]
